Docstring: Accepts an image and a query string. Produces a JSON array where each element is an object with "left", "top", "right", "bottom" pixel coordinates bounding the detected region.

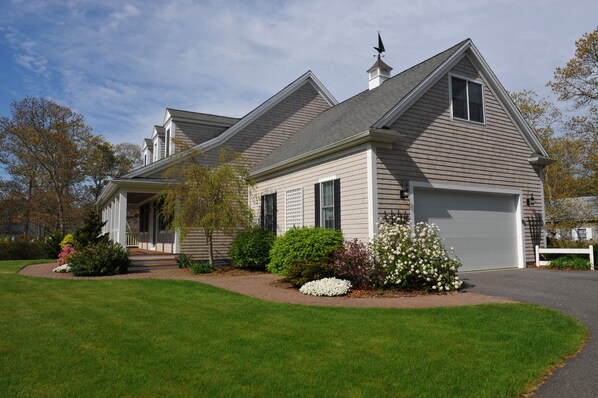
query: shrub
[
  {"left": 0, "top": 239, "right": 47, "bottom": 260},
  {"left": 59, "top": 234, "right": 76, "bottom": 249},
  {"left": 73, "top": 209, "right": 109, "bottom": 248},
  {"left": 299, "top": 278, "right": 352, "bottom": 297},
  {"left": 68, "top": 242, "right": 130, "bottom": 276},
  {"left": 43, "top": 231, "right": 65, "bottom": 259},
  {"left": 371, "top": 221, "right": 462, "bottom": 292},
  {"left": 547, "top": 239, "right": 597, "bottom": 260},
  {"left": 229, "top": 227, "right": 276, "bottom": 268},
  {"left": 548, "top": 256, "right": 591, "bottom": 270},
  {"left": 268, "top": 227, "right": 344, "bottom": 275},
  {"left": 283, "top": 257, "right": 334, "bottom": 287},
  {"left": 331, "top": 239, "right": 385, "bottom": 289},
  {"left": 176, "top": 253, "right": 193, "bottom": 269},
  {"left": 189, "top": 261, "right": 214, "bottom": 274},
  {"left": 57, "top": 243, "right": 77, "bottom": 266}
]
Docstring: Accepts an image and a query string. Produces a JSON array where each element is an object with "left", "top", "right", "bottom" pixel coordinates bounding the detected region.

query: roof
[
  {"left": 153, "top": 125, "right": 165, "bottom": 138},
  {"left": 549, "top": 196, "right": 598, "bottom": 221},
  {"left": 254, "top": 40, "right": 468, "bottom": 173},
  {"left": 118, "top": 70, "right": 337, "bottom": 181},
  {"left": 367, "top": 57, "right": 393, "bottom": 73},
  {"left": 165, "top": 108, "right": 240, "bottom": 126},
  {"left": 144, "top": 139, "right": 153, "bottom": 148}
]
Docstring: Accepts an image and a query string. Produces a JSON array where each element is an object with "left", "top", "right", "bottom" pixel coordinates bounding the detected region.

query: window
[
  {"left": 314, "top": 179, "right": 341, "bottom": 230},
  {"left": 157, "top": 200, "right": 172, "bottom": 231},
  {"left": 450, "top": 76, "right": 484, "bottom": 123},
  {"left": 261, "top": 193, "right": 277, "bottom": 232},
  {"left": 153, "top": 141, "right": 159, "bottom": 162},
  {"left": 285, "top": 188, "right": 303, "bottom": 231},
  {"left": 576, "top": 228, "right": 588, "bottom": 241},
  {"left": 139, "top": 204, "right": 150, "bottom": 233}
]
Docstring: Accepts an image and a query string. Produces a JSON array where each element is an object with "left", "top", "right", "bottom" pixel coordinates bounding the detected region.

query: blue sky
[{"left": 1, "top": 0, "right": 597, "bottom": 148}]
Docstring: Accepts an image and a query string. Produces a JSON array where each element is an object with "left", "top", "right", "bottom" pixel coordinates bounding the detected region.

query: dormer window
[
  {"left": 165, "top": 128, "right": 171, "bottom": 157},
  {"left": 450, "top": 75, "right": 484, "bottom": 123}
]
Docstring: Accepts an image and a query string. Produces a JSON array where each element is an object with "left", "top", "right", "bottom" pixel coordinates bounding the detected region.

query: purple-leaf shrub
[{"left": 331, "top": 239, "right": 385, "bottom": 289}]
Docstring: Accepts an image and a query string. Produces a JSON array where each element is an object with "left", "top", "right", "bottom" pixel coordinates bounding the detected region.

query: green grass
[{"left": 0, "top": 260, "right": 587, "bottom": 397}]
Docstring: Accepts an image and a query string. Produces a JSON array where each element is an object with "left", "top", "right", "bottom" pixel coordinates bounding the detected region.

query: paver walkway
[{"left": 20, "top": 262, "right": 513, "bottom": 308}]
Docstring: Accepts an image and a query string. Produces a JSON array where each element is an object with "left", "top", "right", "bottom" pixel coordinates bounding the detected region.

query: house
[
  {"left": 98, "top": 38, "right": 552, "bottom": 271},
  {"left": 548, "top": 196, "right": 597, "bottom": 241}
]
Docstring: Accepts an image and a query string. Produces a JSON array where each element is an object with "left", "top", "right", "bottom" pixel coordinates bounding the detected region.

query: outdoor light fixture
[
  {"left": 526, "top": 194, "right": 535, "bottom": 206},
  {"left": 399, "top": 181, "right": 410, "bottom": 199}
]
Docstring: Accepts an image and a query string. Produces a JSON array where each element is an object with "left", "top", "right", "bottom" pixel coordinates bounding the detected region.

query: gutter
[{"left": 251, "top": 128, "right": 401, "bottom": 180}]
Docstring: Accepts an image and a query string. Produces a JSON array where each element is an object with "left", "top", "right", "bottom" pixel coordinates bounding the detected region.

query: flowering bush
[
  {"left": 371, "top": 221, "right": 462, "bottom": 292},
  {"left": 53, "top": 264, "right": 71, "bottom": 273},
  {"left": 59, "top": 234, "right": 76, "bottom": 249},
  {"left": 331, "top": 239, "right": 384, "bottom": 289},
  {"left": 299, "top": 278, "right": 352, "bottom": 297},
  {"left": 57, "top": 243, "right": 77, "bottom": 266}
]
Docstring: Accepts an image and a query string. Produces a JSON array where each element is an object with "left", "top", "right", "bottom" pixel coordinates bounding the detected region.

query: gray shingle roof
[
  {"left": 253, "top": 39, "right": 468, "bottom": 173},
  {"left": 144, "top": 138, "right": 153, "bottom": 148},
  {"left": 166, "top": 108, "right": 240, "bottom": 126},
  {"left": 154, "top": 125, "right": 165, "bottom": 137}
]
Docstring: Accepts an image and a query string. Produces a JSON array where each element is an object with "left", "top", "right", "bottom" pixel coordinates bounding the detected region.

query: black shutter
[
  {"left": 260, "top": 196, "right": 265, "bottom": 230},
  {"left": 334, "top": 178, "right": 341, "bottom": 230},
  {"left": 314, "top": 183, "right": 320, "bottom": 227},
  {"left": 272, "top": 193, "right": 277, "bottom": 232}
]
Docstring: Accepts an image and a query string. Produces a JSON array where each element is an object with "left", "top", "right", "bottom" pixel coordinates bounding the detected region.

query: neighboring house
[
  {"left": 98, "top": 38, "right": 552, "bottom": 271},
  {"left": 548, "top": 196, "right": 598, "bottom": 241}
]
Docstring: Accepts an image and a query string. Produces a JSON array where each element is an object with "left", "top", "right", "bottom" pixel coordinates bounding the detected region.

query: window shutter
[
  {"left": 260, "top": 196, "right": 265, "bottom": 230},
  {"left": 334, "top": 178, "right": 341, "bottom": 230},
  {"left": 272, "top": 193, "right": 277, "bottom": 232},
  {"left": 314, "top": 183, "right": 320, "bottom": 227}
]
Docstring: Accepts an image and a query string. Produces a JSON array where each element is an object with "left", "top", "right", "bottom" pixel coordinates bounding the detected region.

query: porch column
[{"left": 116, "top": 190, "right": 128, "bottom": 247}]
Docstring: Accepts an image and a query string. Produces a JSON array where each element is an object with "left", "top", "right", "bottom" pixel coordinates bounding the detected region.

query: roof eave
[
  {"left": 529, "top": 154, "right": 555, "bottom": 166},
  {"left": 251, "top": 128, "right": 400, "bottom": 179}
]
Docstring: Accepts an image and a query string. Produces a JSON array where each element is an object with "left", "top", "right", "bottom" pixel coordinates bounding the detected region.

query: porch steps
[{"left": 129, "top": 254, "right": 179, "bottom": 269}]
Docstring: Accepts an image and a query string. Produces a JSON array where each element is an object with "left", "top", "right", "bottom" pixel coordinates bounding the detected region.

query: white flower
[
  {"left": 53, "top": 264, "right": 71, "bottom": 273},
  {"left": 300, "top": 278, "right": 352, "bottom": 297}
]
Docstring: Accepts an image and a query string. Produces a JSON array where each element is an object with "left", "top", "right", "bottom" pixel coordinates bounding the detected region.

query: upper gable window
[{"left": 450, "top": 76, "right": 484, "bottom": 124}]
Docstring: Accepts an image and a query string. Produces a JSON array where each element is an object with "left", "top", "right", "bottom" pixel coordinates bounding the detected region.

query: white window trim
[
  {"left": 318, "top": 175, "right": 337, "bottom": 183},
  {"left": 448, "top": 72, "right": 486, "bottom": 125}
]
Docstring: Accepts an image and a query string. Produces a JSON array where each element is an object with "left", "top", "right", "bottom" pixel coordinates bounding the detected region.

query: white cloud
[{"left": 1, "top": 0, "right": 597, "bottom": 146}]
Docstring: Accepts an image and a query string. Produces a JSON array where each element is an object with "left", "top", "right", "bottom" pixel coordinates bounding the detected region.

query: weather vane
[{"left": 373, "top": 32, "right": 385, "bottom": 59}]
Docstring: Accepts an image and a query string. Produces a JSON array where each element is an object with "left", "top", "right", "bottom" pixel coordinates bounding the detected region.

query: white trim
[
  {"left": 409, "top": 181, "right": 525, "bottom": 269},
  {"left": 372, "top": 40, "right": 549, "bottom": 158},
  {"left": 123, "top": 71, "right": 338, "bottom": 179},
  {"left": 318, "top": 175, "right": 337, "bottom": 183},
  {"left": 366, "top": 144, "right": 378, "bottom": 239}
]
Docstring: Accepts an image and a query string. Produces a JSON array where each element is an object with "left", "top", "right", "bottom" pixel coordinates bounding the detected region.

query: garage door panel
[{"left": 414, "top": 188, "right": 518, "bottom": 271}]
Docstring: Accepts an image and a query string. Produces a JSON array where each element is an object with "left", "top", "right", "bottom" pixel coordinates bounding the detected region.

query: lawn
[{"left": 0, "top": 260, "right": 587, "bottom": 397}]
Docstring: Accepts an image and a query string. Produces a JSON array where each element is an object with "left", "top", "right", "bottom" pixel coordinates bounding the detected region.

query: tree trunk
[{"left": 206, "top": 231, "right": 214, "bottom": 266}]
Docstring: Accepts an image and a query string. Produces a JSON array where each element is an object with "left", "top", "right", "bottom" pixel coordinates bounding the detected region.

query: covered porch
[{"left": 98, "top": 179, "right": 179, "bottom": 254}]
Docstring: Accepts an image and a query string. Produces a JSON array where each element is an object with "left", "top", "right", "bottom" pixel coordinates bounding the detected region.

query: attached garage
[{"left": 413, "top": 186, "right": 523, "bottom": 271}]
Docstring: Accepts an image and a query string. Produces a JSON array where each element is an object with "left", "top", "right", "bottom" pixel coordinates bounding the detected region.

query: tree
[
  {"left": 113, "top": 142, "right": 142, "bottom": 176},
  {"left": 83, "top": 136, "right": 119, "bottom": 204},
  {"left": 0, "top": 97, "right": 94, "bottom": 233},
  {"left": 160, "top": 147, "right": 254, "bottom": 266},
  {"left": 548, "top": 26, "right": 598, "bottom": 111}
]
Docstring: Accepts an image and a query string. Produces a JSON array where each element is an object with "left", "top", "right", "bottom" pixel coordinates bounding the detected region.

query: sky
[{"left": 1, "top": 0, "right": 597, "bottom": 148}]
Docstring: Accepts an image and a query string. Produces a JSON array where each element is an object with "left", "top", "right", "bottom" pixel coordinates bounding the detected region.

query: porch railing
[{"left": 126, "top": 232, "right": 140, "bottom": 248}]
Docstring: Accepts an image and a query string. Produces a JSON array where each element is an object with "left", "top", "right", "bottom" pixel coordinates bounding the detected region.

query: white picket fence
[{"left": 535, "top": 245, "right": 595, "bottom": 270}]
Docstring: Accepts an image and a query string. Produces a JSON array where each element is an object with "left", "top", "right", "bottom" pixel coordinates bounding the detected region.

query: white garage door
[{"left": 414, "top": 188, "right": 519, "bottom": 271}]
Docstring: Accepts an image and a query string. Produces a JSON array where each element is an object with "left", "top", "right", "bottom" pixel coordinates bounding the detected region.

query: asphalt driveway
[{"left": 462, "top": 268, "right": 598, "bottom": 398}]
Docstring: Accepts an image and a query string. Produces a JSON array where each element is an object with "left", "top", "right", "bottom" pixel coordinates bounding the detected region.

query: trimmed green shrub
[
  {"left": 189, "top": 261, "right": 214, "bottom": 274},
  {"left": 229, "top": 227, "right": 276, "bottom": 269},
  {"left": 267, "top": 227, "right": 344, "bottom": 275},
  {"left": 69, "top": 242, "right": 130, "bottom": 276},
  {"left": 548, "top": 256, "right": 591, "bottom": 270},
  {"left": 0, "top": 239, "right": 48, "bottom": 260},
  {"left": 284, "top": 257, "right": 334, "bottom": 287}
]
